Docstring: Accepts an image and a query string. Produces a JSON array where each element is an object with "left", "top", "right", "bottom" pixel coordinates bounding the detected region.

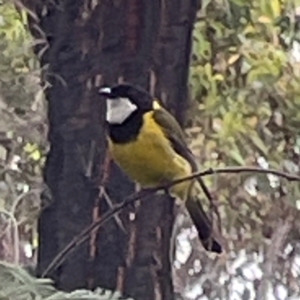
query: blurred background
[{"left": 1, "top": 0, "right": 300, "bottom": 299}]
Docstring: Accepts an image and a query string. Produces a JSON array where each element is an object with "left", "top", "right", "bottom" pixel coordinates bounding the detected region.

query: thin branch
[
  {"left": 0, "top": 209, "right": 19, "bottom": 264},
  {"left": 195, "top": 176, "right": 221, "bottom": 231},
  {"left": 102, "top": 188, "right": 126, "bottom": 232},
  {"left": 41, "top": 166, "right": 300, "bottom": 278},
  {"left": 256, "top": 220, "right": 291, "bottom": 300},
  {"left": 167, "top": 166, "right": 300, "bottom": 187},
  {"left": 41, "top": 188, "right": 154, "bottom": 278}
]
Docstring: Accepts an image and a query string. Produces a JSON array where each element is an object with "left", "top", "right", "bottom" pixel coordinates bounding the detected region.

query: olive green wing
[
  {"left": 153, "top": 106, "right": 222, "bottom": 253},
  {"left": 153, "top": 105, "right": 212, "bottom": 196},
  {"left": 152, "top": 107, "right": 198, "bottom": 172}
]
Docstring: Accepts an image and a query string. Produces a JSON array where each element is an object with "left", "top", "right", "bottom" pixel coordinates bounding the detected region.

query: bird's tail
[{"left": 185, "top": 190, "right": 222, "bottom": 253}]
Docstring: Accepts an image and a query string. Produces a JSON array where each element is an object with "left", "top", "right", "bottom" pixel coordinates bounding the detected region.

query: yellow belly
[{"left": 108, "top": 111, "right": 192, "bottom": 198}]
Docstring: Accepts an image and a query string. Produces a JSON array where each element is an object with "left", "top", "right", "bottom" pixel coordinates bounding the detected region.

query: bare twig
[
  {"left": 41, "top": 188, "right": 153, "bottom": 277},
  {"left": 41, "top": 166, "right": 300, "bottom": 278},
  {"left": 168, "top": 166, "right": 300, "bottom": 186},
  {"left": 0, "top": 209, "right": 19, "bottom": 264},
  {"left": 88, "top": 147, "right": 109, "bottom": 288},
  {"left": 101, "top": 188, "right": 126, "bottom": 232},
  {"left": 256, "top": 220, "right": 291, "bottom": 300}
]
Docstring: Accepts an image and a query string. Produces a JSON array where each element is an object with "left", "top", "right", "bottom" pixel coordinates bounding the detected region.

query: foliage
[
  {"left": 172, "top": 0, "right": 300, "bottom": 298},
  {"left": 0, "top": 261, "right": 134, "bottom": 300},
  {"left": 2, "top": 0, "right": 300, "bottom": 299},
  {"left": 0, "top": 0, "right": 46, "bottom": 264}
]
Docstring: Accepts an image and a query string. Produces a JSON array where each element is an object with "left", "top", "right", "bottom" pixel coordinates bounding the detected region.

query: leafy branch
[
  {"left": 0, "top": 261, "right": 133, "bottom": 300},
  {"left": 42, "top": 166, "right": 300, "bottom": 278}
]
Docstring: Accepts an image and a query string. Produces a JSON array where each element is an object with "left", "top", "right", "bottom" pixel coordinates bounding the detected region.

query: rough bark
[{"left": 23, "top": 0, "right": 199, "bottom": 298}]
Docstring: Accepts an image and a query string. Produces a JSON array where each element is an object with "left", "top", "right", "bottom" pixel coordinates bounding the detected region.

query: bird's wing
[
  {"left": 153, "top": 104, "right": 222, "bottom": 253},
  {"left": 153, "top": 105, "right": 213, "bottom": 196},
  {"left": 152, "top": 105, "right": 198, "bottom": 172}
]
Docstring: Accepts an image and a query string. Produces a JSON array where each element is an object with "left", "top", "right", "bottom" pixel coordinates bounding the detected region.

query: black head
[
  {"left": 99, "top": 83, "right": 153, "bottom": 113},
  {"left": 99, "top": 84, "right": 153, "bottom": 142}
]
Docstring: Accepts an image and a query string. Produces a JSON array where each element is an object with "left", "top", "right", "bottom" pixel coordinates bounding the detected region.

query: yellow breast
[{"left": 108, "top": 111, "right": 192, "bottom": 198}]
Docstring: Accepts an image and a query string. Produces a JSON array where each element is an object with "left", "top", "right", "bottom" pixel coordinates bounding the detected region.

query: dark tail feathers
[{"left": 185, "top": 198, "right": 222, "bottom": 253}]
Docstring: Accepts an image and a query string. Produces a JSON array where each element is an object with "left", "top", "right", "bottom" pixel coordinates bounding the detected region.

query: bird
[{"left": 99, "top": 83, "right": 222, "bottom": 253}]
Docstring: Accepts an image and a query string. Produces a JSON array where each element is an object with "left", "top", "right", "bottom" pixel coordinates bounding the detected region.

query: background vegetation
[
  {"left": 1, "top": 0, "right": 300, "bottom": 299},
  {"left": 0, "top": 0, "right": 46, "bottom": 266}
]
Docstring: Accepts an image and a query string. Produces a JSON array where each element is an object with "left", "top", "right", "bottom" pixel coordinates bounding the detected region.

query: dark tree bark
[{"left": 23, "top": 0, "right": 199, "bottom": 299}]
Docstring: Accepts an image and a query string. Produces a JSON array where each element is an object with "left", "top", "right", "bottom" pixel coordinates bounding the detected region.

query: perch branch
[
  {"left": 41, "top": 188, "right": 153, "bottom": 278},
  {"left": 42, "top": 166, "right": 300, "bottom": 277}
]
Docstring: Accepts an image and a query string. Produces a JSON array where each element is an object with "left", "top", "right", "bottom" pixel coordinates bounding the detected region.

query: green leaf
[
  {"left": 249, "top": 133, "right": 269, "bottom": 155},
  {"left": 229, "top": 147, "right": 245, "bottom": 165}
]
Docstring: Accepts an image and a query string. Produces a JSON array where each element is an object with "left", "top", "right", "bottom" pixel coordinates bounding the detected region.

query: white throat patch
[{"left": 106, "top": 97, "right": 137, "bottom": 124}]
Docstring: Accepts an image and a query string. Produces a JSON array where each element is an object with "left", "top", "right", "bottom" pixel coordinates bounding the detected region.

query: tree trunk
[{"left": 23, "top": 0, "right": 199, "bottom": 298}]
